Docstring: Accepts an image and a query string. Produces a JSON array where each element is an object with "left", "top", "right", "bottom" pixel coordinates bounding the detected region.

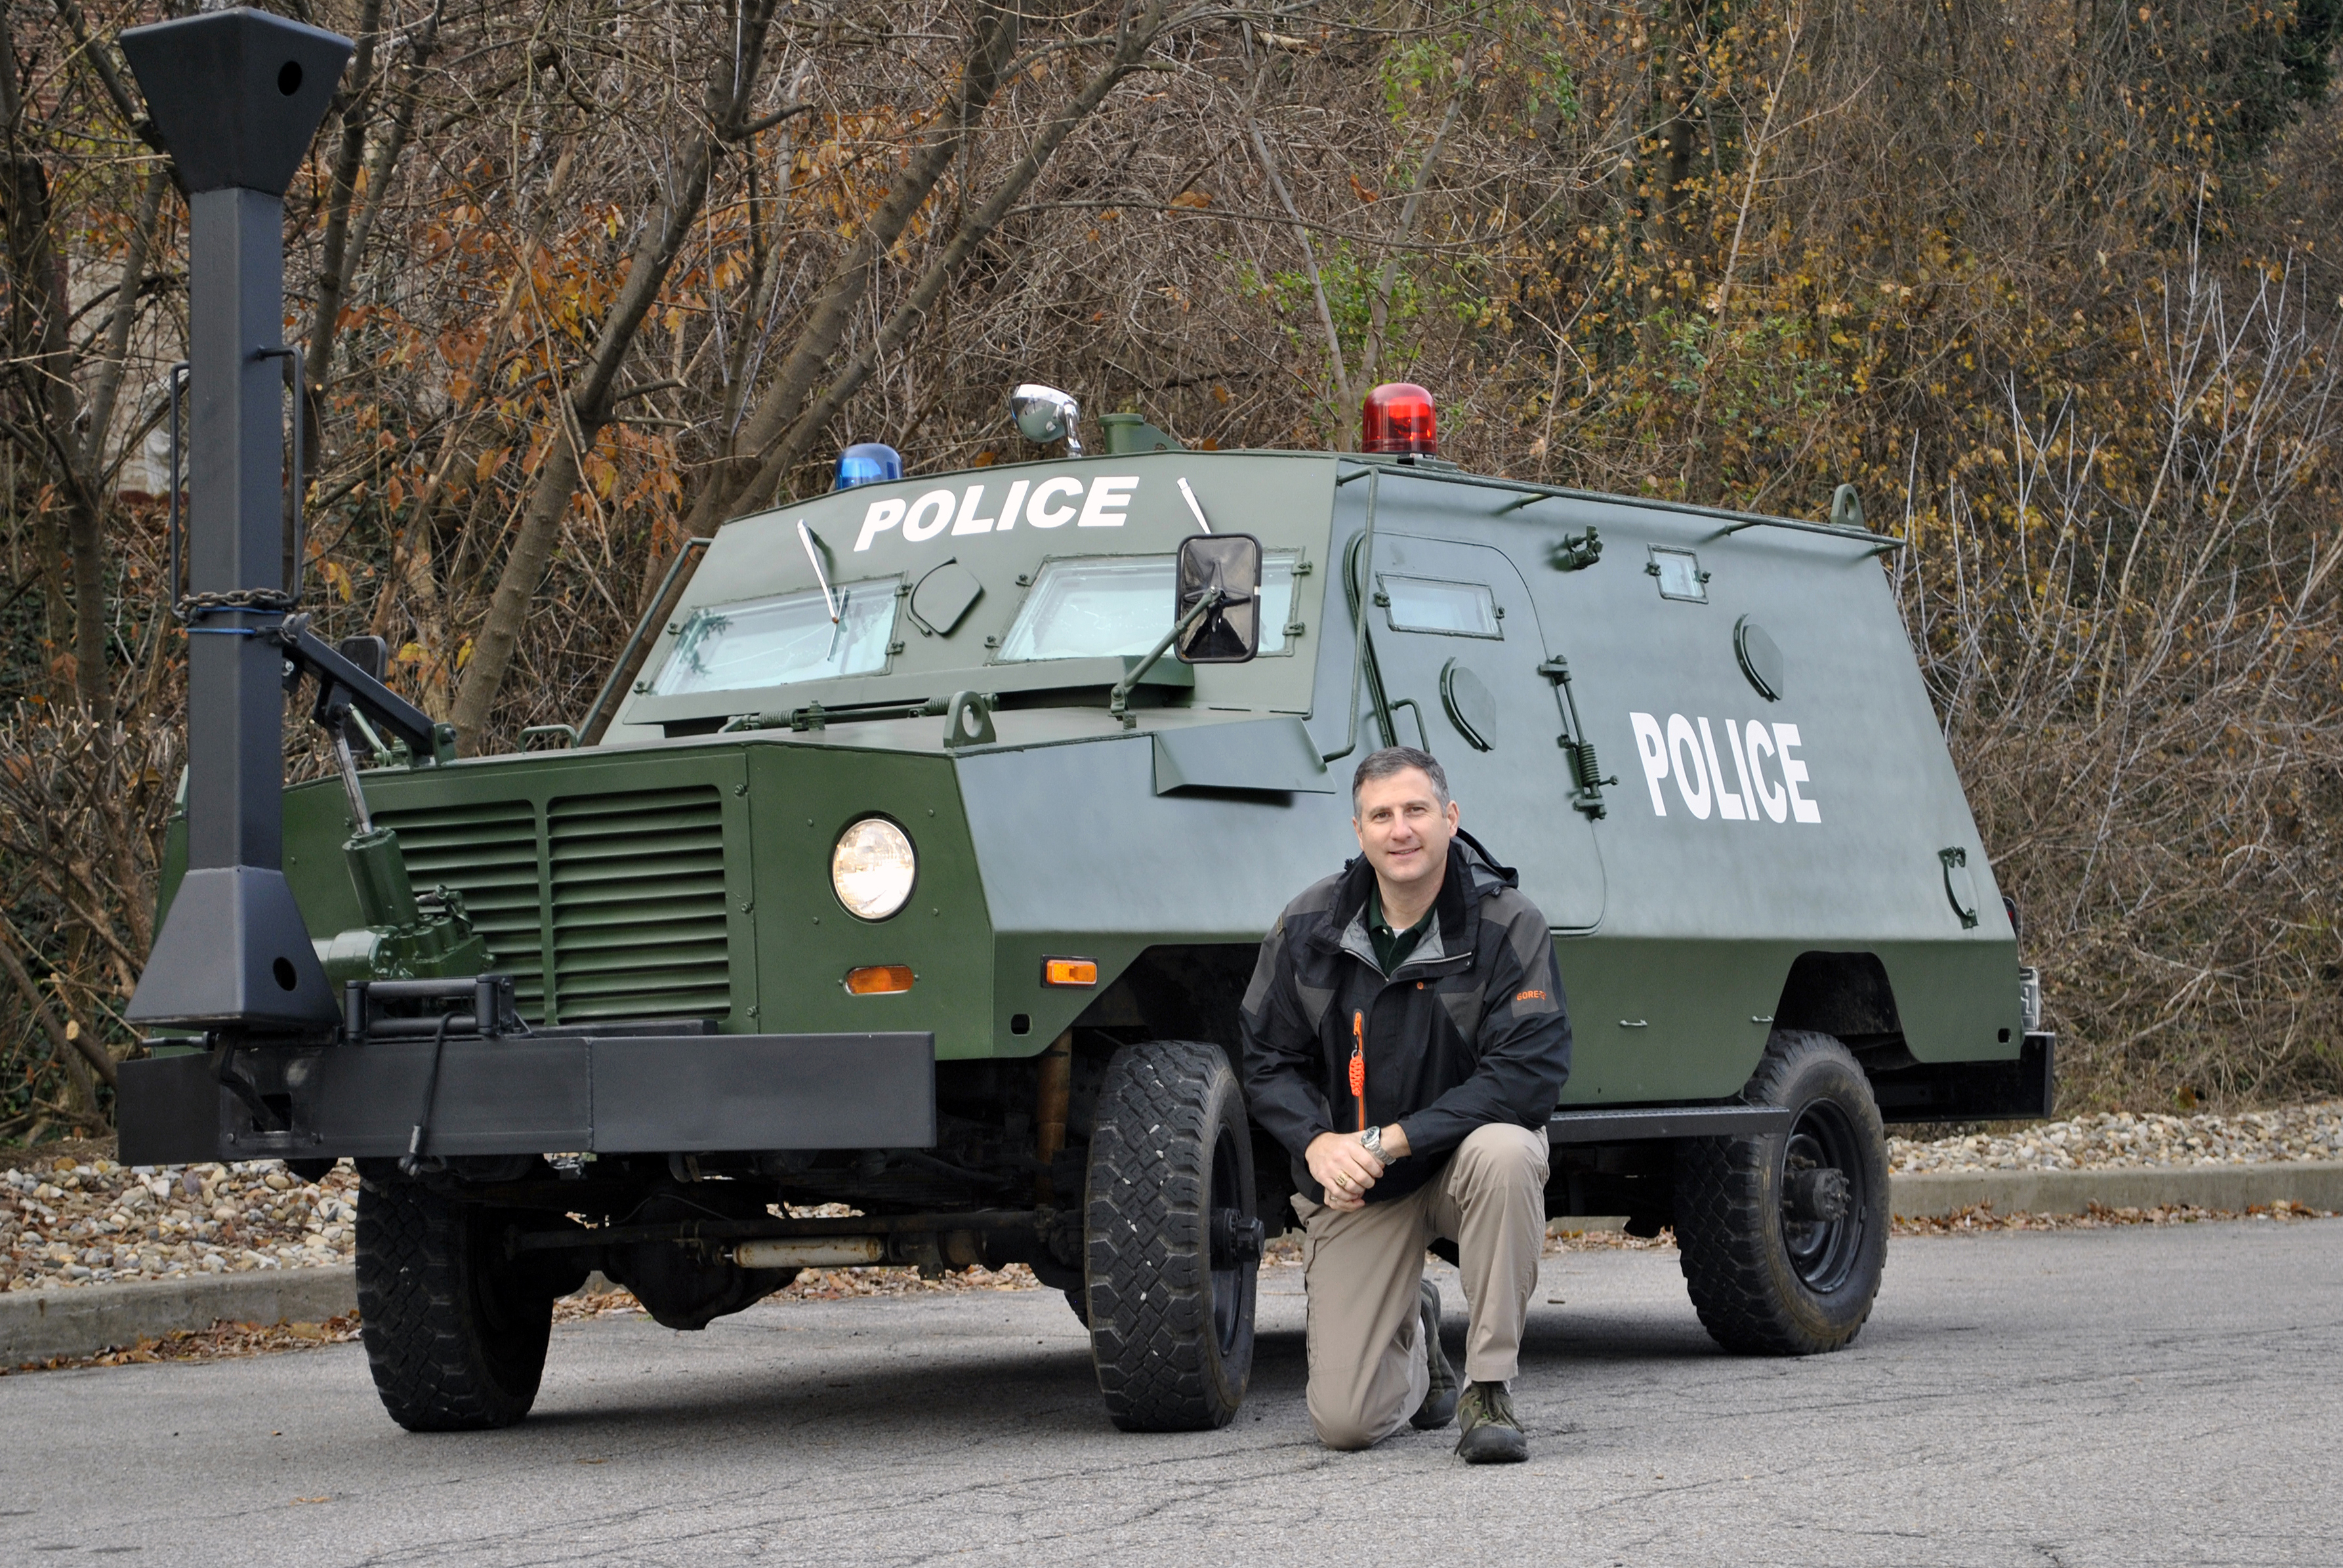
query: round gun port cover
[
  {"left": 1440, "top": 658, "right": 1497, "bottom": 751},
  {"left": 1735, "top": 615, "right": 1785, "bottom": 701}
]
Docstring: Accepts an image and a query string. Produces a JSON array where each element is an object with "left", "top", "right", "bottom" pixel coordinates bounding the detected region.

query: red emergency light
[{"left": 1360, "top": 382, "right": 1438, "bottom": 457}]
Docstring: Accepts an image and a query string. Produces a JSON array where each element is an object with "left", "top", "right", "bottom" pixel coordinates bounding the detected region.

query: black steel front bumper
[{"left": 115, "top": 1031, "right": 936, "bottom": 1166}]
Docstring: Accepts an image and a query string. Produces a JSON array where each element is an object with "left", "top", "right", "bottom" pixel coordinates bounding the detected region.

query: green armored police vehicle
[
  {"left": 123, "top": 364, "right": 2049, "bottom": 1434},
  {"left": 115, "top": 5, "right": 2046, "bottom": 1439}
]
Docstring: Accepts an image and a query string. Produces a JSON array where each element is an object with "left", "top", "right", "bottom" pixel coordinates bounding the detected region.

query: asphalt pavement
[{"left": 4, "top": 1219, "right": 2336, "bottom": 1567}]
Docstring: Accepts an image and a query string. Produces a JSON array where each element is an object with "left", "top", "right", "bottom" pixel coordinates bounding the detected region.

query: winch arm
[{"left": 270, "top": 613, "right": 452, "bottom": 764}]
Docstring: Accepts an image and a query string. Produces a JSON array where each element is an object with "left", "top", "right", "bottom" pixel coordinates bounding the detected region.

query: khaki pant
[{"left": 1293, "top": 1122, "right": 1550, "bottom": 1450}]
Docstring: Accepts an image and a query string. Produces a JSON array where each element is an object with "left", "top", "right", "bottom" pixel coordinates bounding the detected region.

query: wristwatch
[{"left": 1359, "top": 1124, "right": 1396, "bottom": 1163}]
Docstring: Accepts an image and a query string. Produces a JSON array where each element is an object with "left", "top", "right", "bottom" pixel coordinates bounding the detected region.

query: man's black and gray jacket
[{"left": 1238, "top": 833, "right": 1571, "bottom": 1205}]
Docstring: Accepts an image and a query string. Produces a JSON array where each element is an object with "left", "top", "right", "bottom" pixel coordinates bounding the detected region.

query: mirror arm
[{"left": 1110, "top": 588, "right": 1224, "bottom": 730}]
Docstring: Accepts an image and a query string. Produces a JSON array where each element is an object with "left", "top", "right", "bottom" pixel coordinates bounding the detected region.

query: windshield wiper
[
  {"left": 798, "top": 520, "right": 839, "bottom": 623},
  {"left": 724, "top": 695, "right": 951, "bottom": 733}
]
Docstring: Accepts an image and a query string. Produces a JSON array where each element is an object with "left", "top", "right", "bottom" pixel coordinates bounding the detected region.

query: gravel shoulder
[
  {"left": 6, "top": 1100, "right": 2338, "bottom": 1297},
  {"left": 1890, "top": 1100, "right": 2343, "bottom": 1172}
]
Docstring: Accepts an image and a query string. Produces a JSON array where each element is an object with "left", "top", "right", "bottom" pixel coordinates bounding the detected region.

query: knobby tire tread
[
  {"left": 356, "top": 1176, "right": 550, "bottom": 1432},
  {"left": 1675, "top": 1029, "right": 1887, "bottom": 1357},
  {"left": 1083, "top": 1039, "right": 1253, "bottom": 1432}
]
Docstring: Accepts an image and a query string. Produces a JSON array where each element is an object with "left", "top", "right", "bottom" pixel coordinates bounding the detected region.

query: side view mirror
[{"left": 1175, "top": 533, "right": 1262, "bottom": 664}]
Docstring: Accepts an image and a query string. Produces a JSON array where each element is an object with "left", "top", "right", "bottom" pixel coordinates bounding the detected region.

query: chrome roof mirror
[{"left": 1010, "top": 384, "right": 1082, "bottom": 455}]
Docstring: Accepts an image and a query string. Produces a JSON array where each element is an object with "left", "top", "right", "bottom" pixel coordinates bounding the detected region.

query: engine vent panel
[
  {"left": 369, "top": 798, "right": 547, "bottom": 1021},
  {"left": 547, "top": 786, "right": 731, "bottom": 1023}
]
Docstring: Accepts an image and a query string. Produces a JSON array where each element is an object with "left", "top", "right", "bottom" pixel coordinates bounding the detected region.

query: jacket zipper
[{"left": 1350, "top": 1009, "right": 1367, "bottom": 1132}]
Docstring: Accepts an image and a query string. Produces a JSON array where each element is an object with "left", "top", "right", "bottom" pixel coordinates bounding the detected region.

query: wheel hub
[
  {"left": 1210, "top": 1208, "right": 1265, "bottom": 1269},
  {"left": 1777, "top": 1105, "right": 1867, "bottom": 1294},
  {"left": 1784, "top": 1166, "right": 1850, "bottom": 1223}
]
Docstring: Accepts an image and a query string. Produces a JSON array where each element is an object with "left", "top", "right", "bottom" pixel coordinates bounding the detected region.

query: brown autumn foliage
[{"left": 1, "top": 0, "right": 2340, "bottom": 1144}]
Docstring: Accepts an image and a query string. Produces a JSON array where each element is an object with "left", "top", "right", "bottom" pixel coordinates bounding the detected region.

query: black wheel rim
[
  {"left": 1778, "top": 1099, "right": 1865, "bottom": 1294},
  {"left": 1207, "top": 1121, "right": 1249, "bottom": 1357}
]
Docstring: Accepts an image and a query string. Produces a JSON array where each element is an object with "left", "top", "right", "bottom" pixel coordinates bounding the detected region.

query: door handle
[
  {"left": 1388, "top": 697, "right": 1430, "bottom": 751},
  {"left": 1939, "top": 847, "right": 1981, "bottom": 929}
]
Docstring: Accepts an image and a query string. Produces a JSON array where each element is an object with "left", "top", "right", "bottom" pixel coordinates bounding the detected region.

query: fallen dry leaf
[{"left": 3, "top": 1311, "right": 362, "bottom": 1376}]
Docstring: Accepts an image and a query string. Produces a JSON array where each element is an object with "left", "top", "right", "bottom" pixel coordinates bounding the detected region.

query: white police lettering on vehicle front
[
  {"left": 903, "top": 489, "right": 956, "bottom": 542},
  {"left": 1630, "top": 711, "right": 1820, "bottom": 823},
  {"left": 854, "top": 475, "right": 1142, "bottom": 551}
]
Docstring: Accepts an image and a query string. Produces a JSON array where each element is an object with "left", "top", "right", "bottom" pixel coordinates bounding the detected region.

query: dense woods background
[{"left": 2, "top": 0, "right": 2339, "bottom": 1144}]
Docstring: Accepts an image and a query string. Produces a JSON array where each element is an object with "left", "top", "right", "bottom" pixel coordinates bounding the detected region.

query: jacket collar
[{"left": 1317, "top": 834, "right": 1508, "bottom": 974}]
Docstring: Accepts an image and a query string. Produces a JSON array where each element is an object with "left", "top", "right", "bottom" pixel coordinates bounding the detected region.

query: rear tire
[
  {"left": 356, "top": 1172, "right": 554, "bottom": 1431},
  {"left": 1674, "top": 1030, "right": 1888, "bottom": 1355},
  {"left": 1083, "top": 1039, "right": 1258, "bottom": 1431}
]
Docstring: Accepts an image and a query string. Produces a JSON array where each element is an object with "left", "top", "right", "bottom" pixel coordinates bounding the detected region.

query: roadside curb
[
  {"left": 3, "top": 1266, "right": 356, "bottom": 1366},
  {"left": 1888, "top": 1160, "right": 2343, "bottom": 1219},
  {"left": 9, "top": 1161, "right": 2343, "bottom": 1364}
]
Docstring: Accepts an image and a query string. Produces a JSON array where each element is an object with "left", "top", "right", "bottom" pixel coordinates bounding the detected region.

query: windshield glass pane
[
  {"left": 651, "top": 579, "right": 897, "bottom": 695},
  {"left": 997, "top": 553, "right": 1298, "bottom": 663}
]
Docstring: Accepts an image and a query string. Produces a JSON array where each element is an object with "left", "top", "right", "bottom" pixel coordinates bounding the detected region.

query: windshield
[
  {"left": 997, "top": 553, "right": 1298, "bottom": 663},
  {"left": 651, "top": 579, "right": 898, "bottom": 696}
]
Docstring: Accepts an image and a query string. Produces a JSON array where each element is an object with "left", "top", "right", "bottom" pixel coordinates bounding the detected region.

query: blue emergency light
[{"left": 833, "top": 442, "right": 903, "bottom": 491}]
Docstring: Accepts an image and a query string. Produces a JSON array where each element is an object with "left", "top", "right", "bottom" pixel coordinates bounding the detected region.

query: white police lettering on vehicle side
[
  {"left": 1629, "top": 711, "right": 1820, "bottom": 824},
  {"left": 854, "top": 476, "right": 1142, "bottom": 551}
]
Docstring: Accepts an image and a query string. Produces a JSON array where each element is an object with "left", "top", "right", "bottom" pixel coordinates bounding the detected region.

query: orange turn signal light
[
  {"left": 844, "top": 964, "right": 915, "bottom": 995},
  {"left": 1043, "top": 957, "right": 1098, "bottom": 987}
]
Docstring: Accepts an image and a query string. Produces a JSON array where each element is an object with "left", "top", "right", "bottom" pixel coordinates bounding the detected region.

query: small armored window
[
  {"left": 1648, "top": 547, "right": 1709, "bottom": 603},
  {"left": 1379, "top": 574, "right": 1501, "bottom": 638}
]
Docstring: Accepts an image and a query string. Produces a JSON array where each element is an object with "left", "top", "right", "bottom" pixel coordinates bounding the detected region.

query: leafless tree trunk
[
  {"left": 673, "top": 2, "right": 1022, "bottom": 543},
  {"left": 722, "top": 0, "right": 1184, "bottom": 521},
  {"left": 448, "top": 0, "right": 795, "bottom": 751}
]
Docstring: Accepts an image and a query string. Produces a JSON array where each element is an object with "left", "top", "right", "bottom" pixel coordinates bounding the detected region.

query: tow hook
[{"left": 1784, "top": 1167, "right": 1851, "bottom": 1224}]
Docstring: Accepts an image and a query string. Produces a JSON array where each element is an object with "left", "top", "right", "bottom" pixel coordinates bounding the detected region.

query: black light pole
[{"left": 121, "top": 9, "right": 353, "bottom": 1034}]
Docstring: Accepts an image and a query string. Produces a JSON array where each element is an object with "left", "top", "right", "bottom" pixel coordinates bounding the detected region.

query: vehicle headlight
[{"left": 831, "top": 817, "right": 916, "bottom": 920}]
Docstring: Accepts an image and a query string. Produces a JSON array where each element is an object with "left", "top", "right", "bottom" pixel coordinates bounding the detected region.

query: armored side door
[{"left": 1367, "top": 533, "right": 1605, "bottom": 930}]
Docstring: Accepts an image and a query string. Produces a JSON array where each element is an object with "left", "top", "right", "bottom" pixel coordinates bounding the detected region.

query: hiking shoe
[
  {"left": 1455, "top": 1380, "right": 1527, "bottom": 1464},
  {"left": 1409, "top": 1279, "right": 1460, "bottom": 1430}
]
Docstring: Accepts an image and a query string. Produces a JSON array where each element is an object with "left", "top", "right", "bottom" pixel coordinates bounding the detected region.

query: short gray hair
[{"left": 1352, "top": 746, "right": 1450, "bottom": 810}]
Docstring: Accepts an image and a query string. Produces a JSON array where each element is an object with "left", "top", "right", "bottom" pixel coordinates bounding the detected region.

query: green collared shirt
[{"left": 1366, "top": 888, "right": 1436, "bottom": 976}]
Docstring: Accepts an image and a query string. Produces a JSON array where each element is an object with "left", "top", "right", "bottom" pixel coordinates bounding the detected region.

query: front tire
[
  {"left": 355, "top": 1172, "right": 556, "bottom": 1431},
  {"left": 1674, "top": 1030, "right": 1889, "bottom": 1355},
  {"left": 1082, "top": 1039, "right": 1258, "bottom": 1431}
]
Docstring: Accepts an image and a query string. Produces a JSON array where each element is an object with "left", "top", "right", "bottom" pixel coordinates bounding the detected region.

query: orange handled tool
[{"left": 1349, "top": 1010, "right": 1367, "bottom": 1132}]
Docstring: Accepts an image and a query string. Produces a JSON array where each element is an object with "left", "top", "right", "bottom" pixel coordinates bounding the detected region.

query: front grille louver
[
  {"left": 371, "top": 785, "right": 733, "bottom": 1027},
  {"left": 548, "top": 787, "right": 731, "bottom": 1023},
  {"left": 370, "top": 799, "right": 547, "bottom": 1021}
]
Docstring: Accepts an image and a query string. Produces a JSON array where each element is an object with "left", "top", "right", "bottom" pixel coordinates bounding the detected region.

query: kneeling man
[{"left": 1240, "top": 747, "right": 1571, "bottom": 1462}]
